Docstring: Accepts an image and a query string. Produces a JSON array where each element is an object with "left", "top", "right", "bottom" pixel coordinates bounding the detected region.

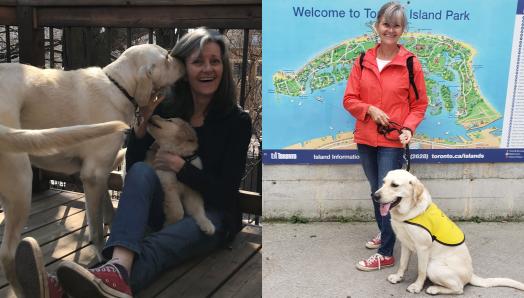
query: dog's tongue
[{"left": 380, "top": 203, "right": 392, "bottom": 216}]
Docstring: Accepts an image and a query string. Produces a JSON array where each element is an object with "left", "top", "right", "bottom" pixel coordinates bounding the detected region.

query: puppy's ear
[
  {"left": 175, "top": 120, "right": 198, "bottom": 155},
  {"left": 411, "top": 178, "right": 425, "bottom": 202},
  {"left": 134, "top": 64, "right": 155, "bottom": 107}
]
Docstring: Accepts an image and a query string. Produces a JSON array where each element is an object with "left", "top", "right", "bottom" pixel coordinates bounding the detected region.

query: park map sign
[{"left": 263, "top": 0, "right": 524, "bottom": 164}]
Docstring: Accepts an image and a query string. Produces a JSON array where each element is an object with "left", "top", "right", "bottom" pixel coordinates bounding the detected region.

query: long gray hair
[{"left": 169, "top": 28, "right": 237, "bottom": 121}]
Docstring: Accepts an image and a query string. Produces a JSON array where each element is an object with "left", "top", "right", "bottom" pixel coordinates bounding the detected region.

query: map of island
[{"left": 272, "top": 32, "right": 501, "bottom": 149}]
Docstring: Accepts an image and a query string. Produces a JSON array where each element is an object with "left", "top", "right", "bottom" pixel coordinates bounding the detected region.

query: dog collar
[
  {"left": 106, "top": 73, "right": 137, "bottom": 108},
  {"left": 183, "top": 153, "right": 199, "bottom": 164}
]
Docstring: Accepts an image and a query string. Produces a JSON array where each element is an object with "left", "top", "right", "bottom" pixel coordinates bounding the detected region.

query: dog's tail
[
  {"left": 470, "top": 274, "right": 524, "bottom": 290},
  {"left": 0, "top": 121, "right": 129, "bottom": 156}
]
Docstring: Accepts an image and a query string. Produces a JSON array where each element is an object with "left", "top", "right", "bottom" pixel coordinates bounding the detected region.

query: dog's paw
[
  {"left": 200, "top": 221, "right": 216, "bottom": 235},
  {"left": 407, "top": 283, "right": 422, "bottom": 293},
  {"left": 425, "top": 286, "right": 439, "bottom": 295},
  {"left": 387, "top": 274, "right": 403, "bottom": 284}
]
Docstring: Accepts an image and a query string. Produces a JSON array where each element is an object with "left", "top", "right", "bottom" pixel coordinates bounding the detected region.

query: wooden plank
[
  {"left": 239, "top": 190, "right": 261, "bottom": 216},
  {"left": 31, "top": 189, "right": 65, "bottom": 202},
  {"left": 0, "top": 7, "right": 16, "bottom": 29},
  {"left": 41, "top": 170, "right": 124, "bottom": 191},
  {"left": 0, "top": 199, "right": 86, "bottom": 238},
  {"left": 0, "top": 189, "right": 61, "bottom": 212},
  {"left": 13, "top": 0, "right": 260, "bottom": 6},
  {"left": 156, "top": 226, "right": 261, "bottom": 297},
  {"left": 16, "top": 5, "right": 45, "bottom": 67},
  {"left": 36, "top": 6, "right": 261, "bottom": 29},
  {"left": 211, "top": 250, "right": 261, "bottom": 298},
  {"left": 19, "top": 199, "right": 117, "bottom": 247},
  {"left": 0, "top": 221, "right": 91, "bottom": 288},
  {"left": 0, "top": 1, "right": 14, "bottom": 7},
  {"left": 0, "top": 236, "right": 104, "bottom": 297},
  {"left": 136, "top": 258, "right": 204, "bottom": 298},
  {"left": 0, "top": 191, "right": 83, "bottom": 223}
]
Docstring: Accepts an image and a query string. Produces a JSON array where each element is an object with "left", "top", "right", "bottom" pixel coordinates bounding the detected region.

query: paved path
[{"left": 263, "top": 222, "right": 524, "bottom": 298}]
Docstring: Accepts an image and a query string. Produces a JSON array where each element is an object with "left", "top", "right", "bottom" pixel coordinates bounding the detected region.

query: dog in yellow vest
[{"left": 374, "top": 169, "right": 524, "bottom": 295}]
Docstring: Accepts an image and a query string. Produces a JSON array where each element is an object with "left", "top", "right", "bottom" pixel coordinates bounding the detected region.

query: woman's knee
[
  {"left": 122, "top": 162, "right": 162, "bottom": 198},
  {"left": 126, "top": 162, "right": 157, "bottom": 184}
]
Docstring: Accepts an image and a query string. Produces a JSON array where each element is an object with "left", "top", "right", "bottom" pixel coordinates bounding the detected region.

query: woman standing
[
  {"left": 15, "top": 28, "right": 252, "bottom": 298},
  {"left": 343, "top": 2, "right": 428, "bottom": 271}
]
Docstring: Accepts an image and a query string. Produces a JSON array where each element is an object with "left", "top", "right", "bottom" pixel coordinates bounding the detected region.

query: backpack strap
[
  {"left": 406, "top": 56, "right": 419, "bottom": 100},
  {"left": 359, "top": 52, "right": 366, "bottom": 70}
]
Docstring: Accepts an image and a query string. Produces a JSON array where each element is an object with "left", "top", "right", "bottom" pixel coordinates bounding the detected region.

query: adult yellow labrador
[
  {"left": 145, "top": 115, "right": 215, "bottom": 235},
  {"left": 0, "top": 43, "right": 184, "bottom": 295},
  {"left": 375, "top": 169, "right": 524, "bottom": 295}
]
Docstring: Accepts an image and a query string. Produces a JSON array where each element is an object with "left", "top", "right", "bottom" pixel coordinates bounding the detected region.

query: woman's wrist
[{"left": 133, "top": 115, "right": 148, "bottom": 138}]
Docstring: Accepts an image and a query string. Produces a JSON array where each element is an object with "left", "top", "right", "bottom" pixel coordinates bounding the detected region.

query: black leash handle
[{"left": 404, "top": 144, "right": 411, "bottom": 172}]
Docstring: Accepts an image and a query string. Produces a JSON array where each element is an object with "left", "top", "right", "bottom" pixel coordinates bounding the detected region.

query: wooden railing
[{"left": 38, "top": 170, "right": 262, "bottom": 216}]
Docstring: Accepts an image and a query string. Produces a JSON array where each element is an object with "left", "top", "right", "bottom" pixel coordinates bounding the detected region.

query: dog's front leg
[
  {"left": 407, "top": 248, "right": 430, "bottom": 293},
  {"left": 388, "top": 244, "right": 410, "bottom": 284},
  {"left": 102, "top": 190, "right": 115, "bottom": 233}
]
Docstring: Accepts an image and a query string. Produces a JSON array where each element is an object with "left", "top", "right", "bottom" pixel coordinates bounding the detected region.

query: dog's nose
[{"left": 372, "top": 192, "right": 381, "bottom": 202}]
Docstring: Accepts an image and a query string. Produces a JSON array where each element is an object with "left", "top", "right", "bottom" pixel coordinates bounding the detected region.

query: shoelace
[{"left": 367, "top": 253, "right": 384, "bottom": 270}]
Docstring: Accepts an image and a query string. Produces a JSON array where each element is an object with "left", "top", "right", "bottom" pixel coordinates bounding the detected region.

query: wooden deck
[{"left": 0, "top": 189, "right": 261, "bottom": 297}]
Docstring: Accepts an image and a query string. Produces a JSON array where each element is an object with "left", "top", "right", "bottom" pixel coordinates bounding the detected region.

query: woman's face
[
  {"left": 375, "top": 16, "right": 404, "bottom": 46},
  {"left": 185, "top": 41, "right": 224, "bottom": 101}
]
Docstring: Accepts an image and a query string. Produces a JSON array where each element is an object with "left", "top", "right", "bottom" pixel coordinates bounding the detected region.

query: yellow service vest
[{"left": 405, "top": 203, "right": 465, "bottom": 246}]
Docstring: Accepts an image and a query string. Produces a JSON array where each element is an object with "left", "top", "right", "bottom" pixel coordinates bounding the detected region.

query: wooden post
[
  {"left": 16, "top": 6, "right": 45, "bottom": 67},
  {"left": 239, "top": 29, "right": 249, "bottom": 108},
  {"left": 32, "top": 168, "right": 50, "bottom": 192}
]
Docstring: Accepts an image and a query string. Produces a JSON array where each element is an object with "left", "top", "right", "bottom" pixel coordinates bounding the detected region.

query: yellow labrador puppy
[
  {"left": 375, "top": 169, "right": 524, "bottom": 295},
  {"left": 146, "top": 115, "right": 215, "bottom": 235},
  {"left": 0, "top": 44, "right": 184, "bottom": 295}
]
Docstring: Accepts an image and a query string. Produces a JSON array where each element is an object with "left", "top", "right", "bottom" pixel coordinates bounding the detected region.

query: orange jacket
[{"left": 343, "top": 44, "right": 428, "bottom": 148}]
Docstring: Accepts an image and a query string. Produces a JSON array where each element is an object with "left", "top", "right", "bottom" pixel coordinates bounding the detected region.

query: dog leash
[{"left": 377, "top": 121, "right": 411, "bottom": 172}]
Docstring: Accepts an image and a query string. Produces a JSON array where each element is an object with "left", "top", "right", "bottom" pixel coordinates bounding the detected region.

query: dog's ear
[
  {"left": 134, "top": 64, "right": 155, "bottom": 107},
  {"left": 411, "top": 178, "right": 425, "bottom": 202},
  {"left": 175, "top": 120, "right": 198, "bottom": 155}
]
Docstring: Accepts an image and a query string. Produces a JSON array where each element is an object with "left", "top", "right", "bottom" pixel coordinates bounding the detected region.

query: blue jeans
[
  {"left": 102, "top": 162, "right": 226, "bottom": 293},
  {"left": 357, "top": 144, "right": 405, "bottom": 257}
]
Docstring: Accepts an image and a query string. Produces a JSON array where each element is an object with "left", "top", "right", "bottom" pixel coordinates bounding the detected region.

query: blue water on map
[{"left": 263, "top": 0, "right": 517, "bottom": 149}]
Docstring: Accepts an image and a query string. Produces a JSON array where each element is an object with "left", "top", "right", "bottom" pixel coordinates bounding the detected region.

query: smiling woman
[
  {"left": 342, "top": 1, "right": 429, "bottom": 272},
  {"left": 13, "top": 27, "right": 253, "bottom": 298},
  {"left": 185, "top": 41, "right": 224, "bottom": 126}
]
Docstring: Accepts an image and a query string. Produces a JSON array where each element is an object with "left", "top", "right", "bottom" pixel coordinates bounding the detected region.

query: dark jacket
[{"left": 126, "top": 100, "right": 252, "bottom": 242}]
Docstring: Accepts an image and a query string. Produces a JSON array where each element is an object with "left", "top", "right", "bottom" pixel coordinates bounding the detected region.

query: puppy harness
[{"left": 404, "top": 203, "right": 465, "bottom": 246}]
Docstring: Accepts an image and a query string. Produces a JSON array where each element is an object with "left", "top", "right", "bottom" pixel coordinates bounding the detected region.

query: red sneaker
[
  {"left": 57, "top": 261, "right": 132, "bottom": 298},
  {"left": 356, "top": 253, "right": 395, "bottom": 271},
  {"left": 365, "top": 232, "right": 381, "bottom": 249},
  {"left": 15, "top": 237, "right": 65, "bottom": 298}
]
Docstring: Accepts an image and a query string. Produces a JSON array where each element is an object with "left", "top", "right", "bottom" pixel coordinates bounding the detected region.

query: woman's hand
[
  {"left": 153, "top": 151, "right": 186, "bottom": 173},
  {"left": 399, "top": 129, "right": 412, "bottom": 145},
  {"left": 134, "top": 92, "right": 167, "bottom": 138},
  {"left": 367, "top": 105, "right": 390, "bottom": 126}
]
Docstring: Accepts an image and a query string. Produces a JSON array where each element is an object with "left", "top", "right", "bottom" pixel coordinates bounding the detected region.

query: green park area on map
[{"left": 272, "top": 32, "right": 501, "bottom": 149}]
